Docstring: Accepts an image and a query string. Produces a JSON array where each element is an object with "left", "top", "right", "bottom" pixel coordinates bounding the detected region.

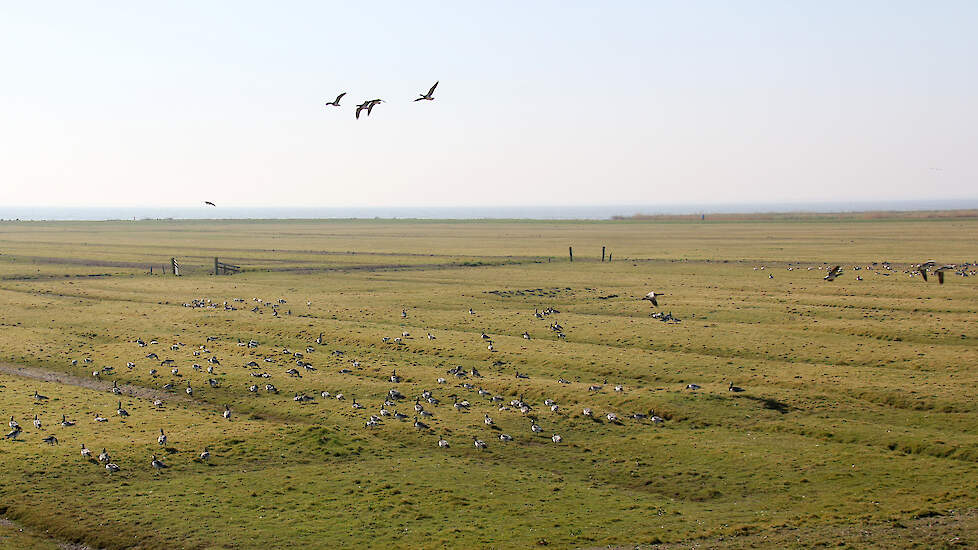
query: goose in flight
[
  {"left": 414, "top": 81, "right": 438, "bottom": 101},
  {"left": 824, "top": 265, "right": 843, "bottom": 281},
  {"left": 934, "top": 265, "right": 955, "bottom": 284},
  {"left": 355, "top": 99, "right": 383, "bottom": 119},
  {"left": 642, "top": 291, "right": 663, "bottom": 307},
  {"left": 324, "top": 92, "right": 346, "bottom": 107},
  {"left": 204, "top": 201, "right": 216, "bottom": 207}
]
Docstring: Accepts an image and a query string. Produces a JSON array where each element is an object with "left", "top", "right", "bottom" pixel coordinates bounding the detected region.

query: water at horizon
[{"left": 1, "top": 200, "right": 977, "bottom": 221}]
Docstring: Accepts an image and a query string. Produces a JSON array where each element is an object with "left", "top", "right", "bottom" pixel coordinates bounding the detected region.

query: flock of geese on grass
[
  {"left": 7, "top": 288, "right": 760, "bottom": 472},
  {"left": 752, "top": 260, "right": 976, "bottom": 284}
]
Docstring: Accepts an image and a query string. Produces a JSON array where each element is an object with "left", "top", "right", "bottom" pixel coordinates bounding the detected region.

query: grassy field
[{"left": 0, "top": 217, "right": 975, "bottom": 549}]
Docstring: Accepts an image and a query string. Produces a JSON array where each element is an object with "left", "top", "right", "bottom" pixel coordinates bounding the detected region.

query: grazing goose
[
  {"left": 324, "top": 92, "right": 346, "bottom": 107},
  {"left": 200, "top": 447, "right": 210, "bottom": 461},
  {"left": 551, "top": 434, "right": 562, "bottom": 444},
  {"left": 498, "top": 434, "right": 513, "bottom": 441},
  {"left": 223, "top": 405, "right": 231, "bottom": 419},
  {"left": 614, "top": 385, "right": 624, "bottom": 392},
  {"left": 154, "top": 399, "right": 164, "bottom": 408},
  {"left": 438, "top": 437, "right": 450, "bottom": 448},
  {"left": 4, "top": 426, "right": 21, "bottom": 440},
  {"left": 81, "top": 444, "right": 92, "bottom": 459},
  {"left": 651, "top": 414, "right": 665, "bottom": 425},
  {"left": 728, "top": 382, "right": 745, "bottom": 392},
  {"left": 414, "top": 80, "right": 438, "bottom": 101},
  {"left": 582, "top": 408, "right": 593, "bottom": 417},
  {"left": 530, "top": 422, "right": 543, "bottom": 433},
  {"left": 151, "top": 455, "right": 167, "bottom": 471},
  {"left": 426, "top": 332, "right": 435, "bottom": 340},
  {"left": 413, "top": 417, "right": 430, "bottom": 430},
  {"left": 105, "top": 463, "right": 120, "bottom": 473},
  {"left": 33, "top": 415, "right": 41, "bottom": 429},
  {"left": 642, "top": 291, "right": 663, "bottom": 307},
  {"left": 484, "top": 414, "right": 493, "bottom": 426},
  {"left": 473, "top": 437, "right": 487, "bottom": 449},
  {"left": 522, "top": 331, "right": 530, "bottom": 340},
  {"left": 117, "top": 402, "right": 129, "bottom": 417},
  {"left": 94, "top": 414, "right": 108, "bottom": 423},
  {"left": 685, "top": 384, "right": 701, "bottom": 391},
  {"left": 606, "top": 413, "right": 619, "bottom": 423},
  {"left": 157, "top": 429, "right": 167, "bottom": 446},
  {"left": 42, "top": 435, "right": 59, "bottom": 445},
  {"left": 98, "top": 448, "right": 110, "bottom": 463}
]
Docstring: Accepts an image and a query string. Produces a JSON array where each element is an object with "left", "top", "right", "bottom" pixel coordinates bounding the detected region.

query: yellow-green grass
[{"left": 0, "top": 217, "right": 975, "bottom": 549}]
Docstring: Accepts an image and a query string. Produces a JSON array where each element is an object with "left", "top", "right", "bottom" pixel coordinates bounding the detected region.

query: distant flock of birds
[
  {"left": 323, "top": 80, "right": 439, "bottom": 119},
  {"left": 8, "top": 256, "right": 971, "bottom": 473}
]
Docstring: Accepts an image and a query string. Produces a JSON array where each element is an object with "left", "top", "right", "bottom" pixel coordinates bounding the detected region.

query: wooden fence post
[
  {"left": 171, "top": 258, "right": 179, "bottom": 276},
  {"left": 601, "top": 246, "right": 605, "bottom": 262},
  {"left": 608, "top": 253, "right": 612, "bottom": 262},
  {"left": 569, "top": 247, "right": 573, "bottom": 262},
  {"left": 215, "top": 257, "right": 219, "bottom": 276}
]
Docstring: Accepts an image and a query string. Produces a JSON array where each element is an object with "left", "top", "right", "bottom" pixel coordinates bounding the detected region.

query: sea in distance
[{"left": 2, "top": 199, "right": 977, "bottom": 221}]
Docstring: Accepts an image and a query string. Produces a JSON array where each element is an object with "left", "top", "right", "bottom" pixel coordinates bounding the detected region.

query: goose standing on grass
[
  {"left": 473, "top": 437, "right": 487, "bottom": 449},
  {"left": 117, "top": 402, "right": 129, "bottom": 417},
  {"left": 414, "top": 81, "right": 438, "bottom": 101},
  {"left": 685, "top": 384, "right": 701, "bottom": 391},
  {"left": 728, "top": 382, "right": 745, "bottom": 392},
  {"left": 81, "top": 444, "right": 92, "bottom": 459},
  {"left": 33, "top": 415, "right": 41, "bottom": 429},
  {"left": 151, "top": 455, "right": 167, "bottom": 471},
  {"left": 60, "top": 415, "right": 75, "bottom": 427},
  {"left": 200, "top": 447, "right": 210, "bottom": 461},
  {"left": 42, "top": 435, "right": 58, "bottom": 445},
  {"left": 9, "top": 416, "right": 19, "bottom": 430},
  {"left": 157, "top": 428, "right": 167, "bottom": 446},
  {"left": 552, "top": 434, "right": 562, "bottom": 444},
  {"left": 105, "top": 463, "right": 120, "bottom": 473},
  {"left": 223, "top": 404, "right": 231, "bottom": 420},
  {"left": 438, "top": 436, "right": 450, "bottom": 448},
  {"left": 98, "top": 448, "right": 110, "bottom": 463},
  {"left": 186, "top": 381, "right": 193, "bottom": 396},
  {"left": 33, "top": 390, "right": 48, "bottom": 401},
  {"left": 324, "top": 92, "right": 346, "bottom": 107}
]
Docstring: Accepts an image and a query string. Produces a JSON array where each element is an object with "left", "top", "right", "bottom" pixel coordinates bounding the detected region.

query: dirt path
[{"left": 0, "top": 362, "right": 188, "bottom": 403}]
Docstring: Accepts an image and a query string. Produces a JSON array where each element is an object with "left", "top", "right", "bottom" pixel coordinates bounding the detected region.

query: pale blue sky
[{"left": 0, "top": 1, "right": 975, "bottom": 207}]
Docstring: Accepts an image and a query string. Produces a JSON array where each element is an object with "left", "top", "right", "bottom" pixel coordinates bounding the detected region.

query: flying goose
[
  {"left": 414, "top": 81, "right": 438, "bottom": 101},
  {"left": 355, "top": 99, "right": 383, "bottom": 119},
  {"left": 824, "top": 265, "right": 843, "bottom": 281},
  {"left": 324, "top": 92, "right": 346, "bottom": 107},
  {"left": 642, "top": 291, "right": 663, "bottom": 307},
  {"left": 204, "top": 201, "right": 216, "bottom": 207},
  {"left": 934, "top": 265, "right": 955, "bottom": 284}
]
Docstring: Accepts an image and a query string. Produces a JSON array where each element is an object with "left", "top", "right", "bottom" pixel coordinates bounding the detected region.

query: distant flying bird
[
  {"left": 355, "top": 99, "right": 383, "bottom": 119},
  {"left": 414, "top": 81, "right": 438, "bottom": 101},
  {"left": 824, "top": 265, "right": 843, "bottom": 281},
  {"left": 204, "top": 201, "right": 216, "bottom": 207},
  {"left": 641, "top": 291, "right": 662, "bottom": 307},
  {"left": 324, "top": 92, "right": 346, "bottom": 107},
  {"left": 934, "top": 265, "right": 955, "bottom": 284}
]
